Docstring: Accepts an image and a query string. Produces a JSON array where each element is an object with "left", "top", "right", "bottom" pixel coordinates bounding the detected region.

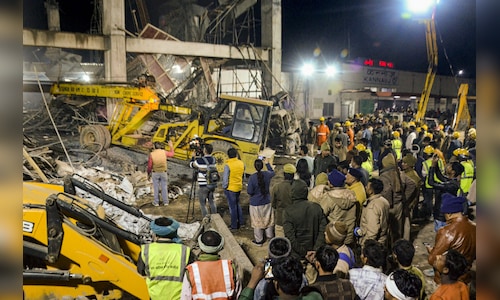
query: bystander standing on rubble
[{"left": 147, "top": 140, "right": 175, "bottom": 206}]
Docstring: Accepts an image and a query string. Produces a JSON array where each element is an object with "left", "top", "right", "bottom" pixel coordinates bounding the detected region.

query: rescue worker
[
  {"left": 358, "top": 138, "right": 373, "bottom": 165},
  {"left": 138, "top": 217, "right": 194, "bottom": 300},
  {"left": 147, "top": 140, "right": 175, "bottom": 206},
  {"left": 445, "top": 131, "right": 462, "bottom": 161},
  {"left": 420, "top": 146, "right": 443, "bottom": 221},
  {"left": 454, "top": 149, "right": 475, "bottom": 195},
  {"left": 317, "top": 117, "right": 330, "bottom": 150},
  {"left": 391, "top": 131, "right": 403, "bottom": 160},
  {"left": 345, "top": 120, "right": 355, "bottom": 151},
  {"left": 181, "top": 229, "right": 240, "bottom": 299},
  {"left": 333, "top": 137, "right": 348, "bottom": 162}
]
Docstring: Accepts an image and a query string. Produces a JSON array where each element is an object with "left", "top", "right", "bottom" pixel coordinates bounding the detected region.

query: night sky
[{"left": 23, "top": 0, "right": 475, "bottom": 78}]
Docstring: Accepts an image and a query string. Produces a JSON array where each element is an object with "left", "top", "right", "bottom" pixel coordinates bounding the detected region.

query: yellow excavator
[
  {"left": 23, "top": 175, "right": 153, "bottom": 299},
  {"left": 50, "top": 83, "right": 275, "bottom": 174}
]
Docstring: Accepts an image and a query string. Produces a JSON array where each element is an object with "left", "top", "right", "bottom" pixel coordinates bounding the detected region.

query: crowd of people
[{"left": 142, "top": 114, "right": 476, "bottom": 299}]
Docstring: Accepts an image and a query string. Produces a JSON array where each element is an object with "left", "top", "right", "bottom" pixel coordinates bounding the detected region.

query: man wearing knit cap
[
  {"left": 324, "top": 221, "right": 356, "bottom": 277},
  {"left": 283, "top": 179, "right": 327, "bottom": 262},
  {"left": 271, "top": 163, "right": 296, "bottom": 237},
  {"left": 311, "top": 169, "right": 357, "bottom": 248},
  {"left": 313, "top": 142, "right": 338, "bottom": 177},
  {"left": 378, "top": 152, "right": 416, "bottom": 247},
  {"left": 426, "top": 193, "right": 476, "bottom": 284},
  {"left": 354, "top": 178, "right": 390, "bottom": 249},
  {"left": 401, "top": 154, "right": 422, "bottom": 240},
  {"left": 138, "top": 217, "right": 194, "bottom": 300},
  {"left": 181, "top": 229, "right": 240, "bottom": 299},
  {"left": 308, "top": 245, "right": 358, "bottom": 299}
]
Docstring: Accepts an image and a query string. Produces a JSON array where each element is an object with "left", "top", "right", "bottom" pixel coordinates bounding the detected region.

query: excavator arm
[
  {"left": 23, "top": 180, "right": 150, "bottom": 299},
  {"left": 415, "top": 13, "right": 438, "bottom": 123},
  {"left": 452, "top": 83, "right": 471, "bottom": 131}
]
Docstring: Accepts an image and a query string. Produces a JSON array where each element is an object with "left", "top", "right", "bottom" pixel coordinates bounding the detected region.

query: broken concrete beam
[{"left": 207, "top": 213, "right": 254, "bottom": 285}]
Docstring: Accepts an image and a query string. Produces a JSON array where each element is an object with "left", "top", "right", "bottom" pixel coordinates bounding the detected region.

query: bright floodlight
[
  {"left": 326, "top": 65, "right": 337, "bottom": 77},
  {"left": 407, "top": 0, "right": 435, "bottom": 13},
  {"left": 458, "top": 70, "right": 464, "bottom": 76},
  {"left": 302, "top": 63, "right": 315, "bottom": 76},
  {"left": 82, "top": 74, "right": 90, "bottom": 82}
]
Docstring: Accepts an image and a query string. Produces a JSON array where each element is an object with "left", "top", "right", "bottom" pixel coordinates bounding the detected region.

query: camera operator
[{"left": 190, "top": 143, "right": 217, "bottom": 217}]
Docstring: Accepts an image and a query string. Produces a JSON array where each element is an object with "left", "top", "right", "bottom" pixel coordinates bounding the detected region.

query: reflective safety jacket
[
  {"left": 186, "top": 260, "right": 236, "bottom": 300},
  {"left": 460, "top": 160, "right": 475, "bottom": 194},
  {"left": 391, "top": 139, "right": 403, "bottom": 160},
  {"left": 316, "top": 124, "right": 330, "bottom": 147},
  {"left": 422, "top": 159, "right": 444, "bottom": 189},
  {"left": 141, "top": 242, "right": 191, "bottom": 300}
]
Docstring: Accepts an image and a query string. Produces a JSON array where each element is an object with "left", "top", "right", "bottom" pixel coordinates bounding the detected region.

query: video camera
[{"left": 189, "top": 136, "right": 205, "bottom": 157}]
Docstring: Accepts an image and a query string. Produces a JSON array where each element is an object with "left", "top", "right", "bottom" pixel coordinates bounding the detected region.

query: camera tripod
[{"left": 185, "top": 169, "right": 198, "bottom": 222}]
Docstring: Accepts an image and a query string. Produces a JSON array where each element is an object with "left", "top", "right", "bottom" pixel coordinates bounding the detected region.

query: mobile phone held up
[{"left": 264, "top": 259, "right": 273, "bottom": 279}]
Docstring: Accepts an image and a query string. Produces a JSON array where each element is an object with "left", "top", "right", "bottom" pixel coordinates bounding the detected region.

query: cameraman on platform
[{"left": 190, "top": 143, "right": 217, "bottom": 218}]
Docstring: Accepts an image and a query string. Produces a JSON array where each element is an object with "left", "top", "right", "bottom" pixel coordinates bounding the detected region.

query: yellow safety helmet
[
  {"left": 468, "top": 128, "right": 476, "bottom": 136},
  {"left": 416, "top": 127, "right": 422, "bottom": 133},
  {"left": 452, "top": 132, "right": 460, "bottom": 139},
  {"left": 453, "top": 148, "right": 469, "bottom": 157},
  {"left": 425, "top": 132, "right": 433, "bottom": 140},
  {"left": 392, "top": 131, "right": 400, "bottom": 138},
  {"left": 355, "top": 144, "right": 366, "bottom": 152},
  {"left": 334, "top": 122, "right": 341, "bottom": 127},
  {"left": 408, "top": 121, "right": 416, "bottom": 127},
  {"left": 319, "top": 116, "right": 325, "bottom": 122},
  {"left": 423, "top": 145, "right": 435, "bottom": 155},
  {"left": 421, "top": 124, "right": 428, "bottom": 131},
  {"left": 438, "top": 124, "right": 444, "bottom": 130},
  {"left": 469, "top": 132, "right": 476, "bottom": 139},
  {"left": 344, "top": 120, "right": 352, "bottom": 127}
]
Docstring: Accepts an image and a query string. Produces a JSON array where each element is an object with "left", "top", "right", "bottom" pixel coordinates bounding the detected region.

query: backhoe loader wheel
[
  {"left": 209, "top": 140, "right": 234, "bottom": 173},
  {"left": 80, "top": 125, "right": 109, "bottom": 152},
  {"left": 96, "top": 124, "right": 111, "bottom": 149}
]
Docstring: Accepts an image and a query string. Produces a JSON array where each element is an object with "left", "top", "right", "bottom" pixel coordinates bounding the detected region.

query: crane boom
[{"left": 415, "top": 14, "right": 438, "bottom": 123}]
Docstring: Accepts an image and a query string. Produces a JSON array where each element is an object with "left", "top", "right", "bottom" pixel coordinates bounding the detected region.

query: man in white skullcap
[{"left": 181, "top": 229, "right": 241, "bottom": 299}]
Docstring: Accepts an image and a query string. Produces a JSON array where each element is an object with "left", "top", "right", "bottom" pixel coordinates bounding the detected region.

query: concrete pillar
[
  {"left": 44, "top": 0, "right": 61, "bottom": 31},
  {"left": 261, "top": 0, "right": 282, "bottom": 98},
  {"left": 102, "top": 0, "right": 126, "bottom": 82}
]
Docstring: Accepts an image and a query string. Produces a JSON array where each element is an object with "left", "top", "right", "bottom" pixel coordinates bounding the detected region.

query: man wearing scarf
[
  {"left": 137, "top": 217, "right": 194, "bottom": 300},
  {"left": 181, "top": 229, "right": 240, "bottom": 299}
]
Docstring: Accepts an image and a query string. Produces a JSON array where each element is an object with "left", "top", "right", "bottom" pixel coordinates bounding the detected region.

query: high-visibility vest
[
  {"left": 187, "top": 260, "right": 236, "bottom": 300},
  {"left": 422, "top": 159, "right": 443, "bottom": 189},
  {"left": 151, "top": 149, "right": 167, "bottom": 172},
  {"left": 317, "top": 124, "right": 330, "bottom": 146},
  {"left": 392, "top": 139, "right": 403, "bottom": 160},
  {"left": 460, "top": 160, "right": 475, "bottom": 194},
  {"left": 141, "top": 243, "right": 190, "bottom": 300}
]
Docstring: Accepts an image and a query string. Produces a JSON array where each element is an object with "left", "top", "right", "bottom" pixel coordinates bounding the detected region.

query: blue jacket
[{"left": 247, "top": 163, "right": 275, "bottom": 206}]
